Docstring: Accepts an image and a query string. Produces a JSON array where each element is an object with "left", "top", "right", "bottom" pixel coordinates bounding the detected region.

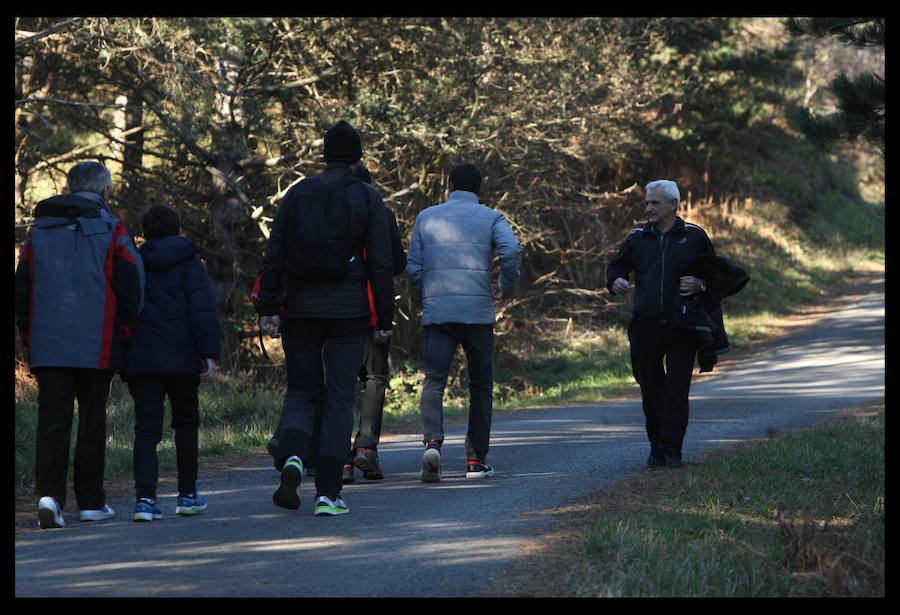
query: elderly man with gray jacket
[{"left": 407, "top": 163, "right": 522, "bottom": 482}]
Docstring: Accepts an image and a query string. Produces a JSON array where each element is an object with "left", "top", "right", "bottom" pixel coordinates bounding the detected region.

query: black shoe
[
  {"left": 647, "top": 445, "right": 664, "bottom": 468},
  {"left": 273, "top": 458, "right": 302, "bottom": 510},
  {"left": 266, "top": 435, "right": 279, "bottom": 459},
  {"left": 353, "top": 448, "right": 384, "bottom": 480},
  {"left": 342, "top": 463, "right": 355, "bottom": 484},
  {"left": 663, "top": 449, "right": 682, "bottom": 468}
]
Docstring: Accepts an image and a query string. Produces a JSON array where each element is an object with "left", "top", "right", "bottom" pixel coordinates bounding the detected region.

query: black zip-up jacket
[
  {"left": 606, "top": 217, "right": 716, "bottom": 322},
  {"left": 256, "top": 162, "right": 395, "bottom": 330}
]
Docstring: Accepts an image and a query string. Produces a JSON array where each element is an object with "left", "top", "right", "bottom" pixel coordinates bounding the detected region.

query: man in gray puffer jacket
[{"left": 407, "top": 163, "right": 522, "bottom": 482}]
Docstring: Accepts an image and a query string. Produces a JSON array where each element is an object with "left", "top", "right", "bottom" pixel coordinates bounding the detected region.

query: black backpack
[{"left": 285, "top": 174, "right": 363, "bottom": 281}]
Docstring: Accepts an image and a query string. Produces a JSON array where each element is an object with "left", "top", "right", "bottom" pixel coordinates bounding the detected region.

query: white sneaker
[
  {"left": 79, "top": 504, "right": 116, "bottom": 522},
  {"left": 313, "top": 495, "right": 349, "bottom": 516},
  {"left": 420, "top": 447, "right": 442, "bottom": 483},
  {"left": 37, "top": 496, "right": 65, "bottom": 529},
  {"left": 465, "top": 461, "right": 495, "bottom": 479}
]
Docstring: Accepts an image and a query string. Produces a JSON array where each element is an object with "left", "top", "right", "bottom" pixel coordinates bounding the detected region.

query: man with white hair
[
  {"left": 606, "top": 179, "right": 715, "bottom": 468},
  {"left": 16, "top": 161, "right": 145, "bottom": 528}
]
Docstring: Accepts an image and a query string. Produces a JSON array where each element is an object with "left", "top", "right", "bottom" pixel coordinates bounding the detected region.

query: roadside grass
[{"left": 564, "top": 404, "right": 884, "bottom": 597}]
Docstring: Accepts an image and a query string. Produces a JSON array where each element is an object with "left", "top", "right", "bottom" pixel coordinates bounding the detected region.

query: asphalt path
[{"left": 14, "top": 279, "right": 884, "bottom": 597}]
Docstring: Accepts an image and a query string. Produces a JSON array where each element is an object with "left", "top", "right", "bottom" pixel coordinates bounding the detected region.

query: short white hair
[
  {"left": 645, "top": 179, "right": 680, "bottom": 203},
  {"left": 67, "top": 161, "right": 112, "bottom": 195}
]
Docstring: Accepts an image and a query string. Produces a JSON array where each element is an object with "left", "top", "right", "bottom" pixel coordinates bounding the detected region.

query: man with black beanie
[{"left": 255, "top": 120, "right": 394, "bottom": 516}]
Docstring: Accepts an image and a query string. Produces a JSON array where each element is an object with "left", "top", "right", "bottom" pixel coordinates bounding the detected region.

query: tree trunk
[
  {"left": 112, "top": 92, "right": 144, "bottom": 230},
  {"left": 206, "top": 41, "right": 249, "bottom": 372}
]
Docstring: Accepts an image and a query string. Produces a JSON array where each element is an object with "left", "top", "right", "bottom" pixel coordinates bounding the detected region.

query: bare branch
[
  {"left": 15, "top": 18, "right": 85, "bottom": 50},
  {"left": 32, "top": 126, "right": 144, "bottom": 172}
]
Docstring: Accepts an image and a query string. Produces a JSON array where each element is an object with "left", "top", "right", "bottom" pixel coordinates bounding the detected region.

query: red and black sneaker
[
  {"left": 465, "top": 460, "right": 495, "bottom": 479},
  {"left": 420, "top": 440, "right": 442, "bottom": 483},
  {"left": 342, "top": 463, "right": 355, "bottom": 484}
]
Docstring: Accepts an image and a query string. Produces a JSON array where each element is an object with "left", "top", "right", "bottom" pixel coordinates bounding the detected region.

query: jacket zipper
[{"left": 659, "top": 234, "right": 667, "bottom": 313}]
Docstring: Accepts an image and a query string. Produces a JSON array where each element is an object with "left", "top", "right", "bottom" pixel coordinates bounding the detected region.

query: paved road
[{"left": 14, "top": 280, "right": 884, "bottom": 597}]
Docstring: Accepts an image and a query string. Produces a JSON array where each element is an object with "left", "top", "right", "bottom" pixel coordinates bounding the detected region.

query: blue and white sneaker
[
  {"left": 79, "top": 504, "right": 116, "bottom": 522},
  {"left": 133, "top": 499, "right": 163, "bottom": 522},
  {"left": 175, "top": 493, "right": 207, "bottom": 516},
  {"left": 37, "top": 496, "right": 65, "bottom": 529},
  {"left": 314, "top": 495, "right": 349, "bottom": 516}
]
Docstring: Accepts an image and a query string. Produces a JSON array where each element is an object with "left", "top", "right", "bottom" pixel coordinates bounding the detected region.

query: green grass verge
[{"left": 568, "top": 405, "right": 884, "bottom": 597}]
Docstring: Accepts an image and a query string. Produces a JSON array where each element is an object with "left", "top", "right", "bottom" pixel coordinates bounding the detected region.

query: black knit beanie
[{"left": 323, "top": 120, "right": 362, "bottom": 164}]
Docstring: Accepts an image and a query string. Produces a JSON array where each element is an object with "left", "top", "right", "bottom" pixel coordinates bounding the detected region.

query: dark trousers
[
  {"left": 33, "top": 367, "right": 114, "bottom": 510},
  {"left": 420, "top": 323, "right": 494, "bottom": 463},
  {"left": 277, "top": 317, "right": 367, "bottom": 499},
  {"left": 128, "top": 374, "right": 201, "bottom": 500},
  {"left": 352, "top": 327, "right": 391, "bottom": 453},
  {"left": 628, "top": 319, "right": 699, "bottom": 455}
]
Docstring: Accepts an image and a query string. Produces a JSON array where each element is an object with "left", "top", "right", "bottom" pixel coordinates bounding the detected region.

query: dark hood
[
  {"left": 34, "top": 194, "right": 105, "bottom": 219},
  {"left": 140, "top": 235, "right": 199, "bottom": 271}
]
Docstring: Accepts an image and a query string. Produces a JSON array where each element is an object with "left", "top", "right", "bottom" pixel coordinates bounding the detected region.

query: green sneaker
[
  {"left": 273, "top": 458, "right": 303, "bottom": 510},
  {"left": 314, "top": 495, "right": 349, "bottom": 516}
]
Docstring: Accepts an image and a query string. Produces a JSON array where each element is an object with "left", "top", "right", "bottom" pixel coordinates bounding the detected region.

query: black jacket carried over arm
[
  {"left": 675, "top": 254, "right": 750, "bottom": 372},
  {"left": 256, "top": 162, "right": 395, "bottom": 330}
]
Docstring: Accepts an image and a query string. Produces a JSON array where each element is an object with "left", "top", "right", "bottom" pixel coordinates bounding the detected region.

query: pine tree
[{"left": 785, "top": 17, "right": 885, "bottom": 156}]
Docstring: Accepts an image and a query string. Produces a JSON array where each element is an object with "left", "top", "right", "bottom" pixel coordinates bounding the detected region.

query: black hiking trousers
[
  {"left": 276, "top": 316, "right": 368, "bottom": 500},
  {"left": 128, "top": 373, "right": 201, "bottom": 500},
  {"left": 33, "top": 367, "right": 115, "bottom": 510},
  {"left": 628, "top": 318, "right": 699, "bottom": 456}
]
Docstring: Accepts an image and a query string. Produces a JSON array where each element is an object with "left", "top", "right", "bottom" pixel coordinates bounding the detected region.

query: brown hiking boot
[{"left": 353, "top": 448, "right": 384, "bottom": 480}]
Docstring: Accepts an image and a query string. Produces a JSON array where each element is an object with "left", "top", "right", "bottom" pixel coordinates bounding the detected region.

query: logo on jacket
[{"left": 678, "top": 237, "right": 688, "bottom": 245}]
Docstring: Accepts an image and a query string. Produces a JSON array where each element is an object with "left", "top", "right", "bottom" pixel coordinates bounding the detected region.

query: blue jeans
[
  {"left": 276, "top": 316, "right": 367, "bottom": 499},
  {"left": 419, "top": 323, "right": 494, "bottom": 463}
]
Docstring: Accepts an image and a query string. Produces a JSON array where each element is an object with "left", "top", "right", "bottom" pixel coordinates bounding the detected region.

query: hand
[
  {"left": 679, "top": 276, "right": 706, "bottom": 296},
  {"left": 260, "top": 314, "right": 281, "bottom": 338},
  {"left": 199, "top": 358, "right": 220, "bottom": 382},
  {"left": 492, "top": 284, "right": 503, "bottom": 300},
  {"left": 611, "top": 277, "right": 632, "bottom": 295},
  {"left": 373, "top": 329, "right": 393, "bottom": 344}
]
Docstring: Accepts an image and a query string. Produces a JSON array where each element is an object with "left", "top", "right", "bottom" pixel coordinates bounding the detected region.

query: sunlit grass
[{"left": 570, "top": 406, "right": 884, "bottom": 597}]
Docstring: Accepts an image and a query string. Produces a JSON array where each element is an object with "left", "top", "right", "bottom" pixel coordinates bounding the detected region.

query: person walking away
[
  {"left": 406, "top": 163, "right": 522, "bottom": 482},
  {"left": 606, "top": 179, "right": 716, "bottom": 468},
  {"left": 124, "top": 205, "right": 221, "bottom": 522},
  {"left": 267, "top": 162, "right": 406, "bottom": 484},
  {"left": 342, "top": 162, "right": 407, "bottom": 483},
  {"left": 255, "top": 120, "right": 394, "bottom": 516},
  {"left": 15, "top": 161, "right": 144, "bottom": 528}
]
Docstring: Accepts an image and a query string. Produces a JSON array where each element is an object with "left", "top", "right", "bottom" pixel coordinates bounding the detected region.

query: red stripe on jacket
[
  {"left": 363, "top": 248, "right": 377, "bottom": 327},
  {"left": 98, "top": 223, "right": 131, "bottom": 368}
]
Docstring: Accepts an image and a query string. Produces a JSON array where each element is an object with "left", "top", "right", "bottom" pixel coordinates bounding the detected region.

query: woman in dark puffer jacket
[{"left": 125, "top": 205, "right": 220, "bottom": 522}]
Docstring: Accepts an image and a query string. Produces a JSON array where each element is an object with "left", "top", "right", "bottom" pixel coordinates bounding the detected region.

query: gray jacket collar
[{"left": 71, "top": 191, "right": 112, "bottom": 214}]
